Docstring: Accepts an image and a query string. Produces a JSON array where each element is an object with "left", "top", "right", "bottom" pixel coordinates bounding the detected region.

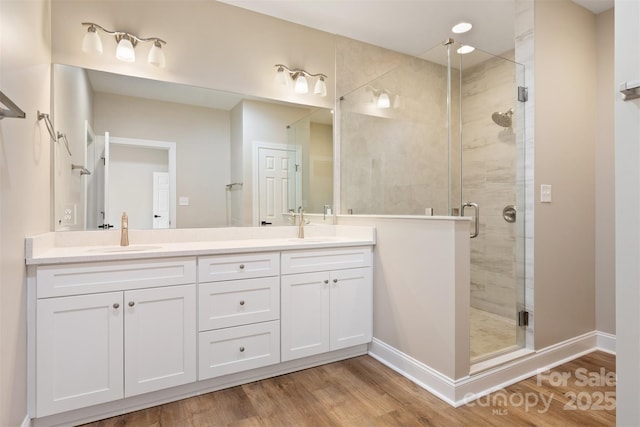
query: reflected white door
[
  {"left": 153, "top": 172, "right": 170, "bottom": 228},
  {"left": 258, "top": 148, "right": 296, "bottom": 226}
]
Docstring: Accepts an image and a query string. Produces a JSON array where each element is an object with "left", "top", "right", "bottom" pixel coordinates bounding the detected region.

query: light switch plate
[{"left": 541, "top": 184, "right": 552, "bottom": 203}]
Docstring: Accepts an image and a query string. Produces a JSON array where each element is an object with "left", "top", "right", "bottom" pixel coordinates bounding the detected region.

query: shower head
[{"left": 491, "top": 108, "right": 513, "bottom": 128}]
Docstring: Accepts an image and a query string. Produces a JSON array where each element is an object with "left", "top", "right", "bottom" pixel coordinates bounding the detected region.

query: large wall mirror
[{"left": 52, "top": 64, "right": 333, "bottom": 231}]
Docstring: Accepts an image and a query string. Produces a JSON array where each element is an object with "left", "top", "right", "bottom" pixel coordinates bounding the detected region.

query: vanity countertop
[{"left": 25, "top": 225, "right": 376, "bottom": 265}]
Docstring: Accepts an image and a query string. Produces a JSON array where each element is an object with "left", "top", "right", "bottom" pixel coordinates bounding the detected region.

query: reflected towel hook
[
  {"left": 37, "top": 111, "right": 72, "bottom": 156},
  {"left": 57, "top": 132, "right": 72, "bottom": 156},
  {"left": 71, "top": 164, "right": 91, "bottom": 175}
]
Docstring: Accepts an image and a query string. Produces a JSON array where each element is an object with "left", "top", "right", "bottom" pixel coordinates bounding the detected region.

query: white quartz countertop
[{"left": 25, "top": 225, "right": 376, "bottom": 265}]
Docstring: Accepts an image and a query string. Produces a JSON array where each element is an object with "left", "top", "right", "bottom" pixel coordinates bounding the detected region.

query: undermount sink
[
  {"left": 86, "top": 245, "right": 162, "bottom": 253},
  {"left": 288, "top": 238, "right": 337, "bottom": 243}
]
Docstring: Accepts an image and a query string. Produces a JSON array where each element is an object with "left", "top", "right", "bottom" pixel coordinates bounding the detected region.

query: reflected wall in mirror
[{"left": 52, "top": 64, "right": 334, "bottom": 231}]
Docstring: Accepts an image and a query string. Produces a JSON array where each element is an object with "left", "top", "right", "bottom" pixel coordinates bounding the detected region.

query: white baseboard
[
  {"left": 368, "top": 338, "right": 458, "bottom": 405},
  {"left": 596, "top": 331, "right": 616, "bottom": 354},
  {"left": 369, "top": 330, "right": 616, "bottom": 407}
]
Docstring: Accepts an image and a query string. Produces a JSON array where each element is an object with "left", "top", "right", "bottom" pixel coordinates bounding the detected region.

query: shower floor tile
[{"left": 470, "top": 307, "right": 517, "bottom": 362}]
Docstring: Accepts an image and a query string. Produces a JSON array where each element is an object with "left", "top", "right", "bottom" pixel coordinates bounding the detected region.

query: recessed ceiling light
[
  {"left": 452, "top": 22, "right": 472, "bottom": 34},
  {"left": 457, "top": 45, "right": 475, "bottom": 54}
]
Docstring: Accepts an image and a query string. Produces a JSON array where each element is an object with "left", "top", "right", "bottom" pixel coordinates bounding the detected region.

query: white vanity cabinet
[
  {"left": 26, "top": 231, "right": 376, "bottom": 425},
  {"left": 280, "top": 247, "right": 373, "bottom": 362},
  {"left": 33, "top": 258, "right": 197, "bottom": 418},
  {"left": 198, "top": 252, "right": 281, "bottom": 380}
]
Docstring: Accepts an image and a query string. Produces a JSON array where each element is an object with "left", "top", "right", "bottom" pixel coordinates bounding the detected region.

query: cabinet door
[
  {"left": 281, "top": 272, "right": 330, "bottom": 361},
  {"left": 330, "top": 268, "right": 373, "bottom": 351},
  {"left": 124, "top": 284, "right": 196, "bottom": 397},
  {"left": 36, "top": 292, "right": 124, "bottom": 417}
]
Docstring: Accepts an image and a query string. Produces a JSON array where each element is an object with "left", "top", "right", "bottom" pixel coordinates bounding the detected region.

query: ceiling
[{"left": 219, "top": 0, "right": 613, "bottom": 58}]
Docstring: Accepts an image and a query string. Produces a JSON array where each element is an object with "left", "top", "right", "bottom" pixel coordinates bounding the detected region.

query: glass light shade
[
  {"left": 116, "top": 37, "right": 136, "bottom": 62},
  {"left": 457, "top": 45, "right": 475, "bottom": 54},
  {"left": 294, "top": 75, "right": 308, "bottom": 94},
  {"left": 393, "top": 94, "right": 402, "bottom": 109},
  {"left": 452, "top": 22, "right": 473, "bottom": 34},
  {"left": 82, "top": 30, "right": 103, "bottom": 54},
  {"left": 148, "top": 42, "right": 165, "bottom": 68},
  {"left": 314, "top": 78, "right": 327, "bottom": 97},
  {"left": 377, "top": 93, "right": 391, "bottom": 109},
  {"left": 275, "top": 67, "right": 289, "bottom": 86}
]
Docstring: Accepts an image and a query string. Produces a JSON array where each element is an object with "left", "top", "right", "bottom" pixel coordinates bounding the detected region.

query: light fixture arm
[
  {"left": 275, "top": 64, "right": 326, "bottom": 81},
  {"left": 82, "top": 22, "right": 166, "bottom": 47}
]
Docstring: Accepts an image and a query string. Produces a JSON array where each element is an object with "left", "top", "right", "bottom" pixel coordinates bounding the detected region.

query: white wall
[
  {"left": 533, "top": 0, "right": 597, "bottom": 349},
  {"left": 615, "top": 0, "right": 640, "bottom": 423},
  {"left": 0, "top": 1, "right": 51, "bottom": 426},
  {"left": 338, "top": 215, "right": 471, "bottom": 380},
  {"left": 595, "top": 8, "right": 615, "bottom": 336}
]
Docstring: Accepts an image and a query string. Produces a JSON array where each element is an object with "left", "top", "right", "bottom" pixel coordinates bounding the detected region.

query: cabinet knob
[
  {"left": 128, "top": 301, "right": 135, "bottom": 307},
  {"left": 324, "top": 280, "right": 329, "bottom": 284},
  {"left": 239, "top": 300, "right": 245, "bottom": 306},
  {"left": 239, "top": 346, "right": 245, "bottom": 352},
  {"left": 239, "top": 264, "right": 245, "bottom": 270},
  {"left": 113, "top": 303, "right": 120, "bottom": 309},
  {"left": 333, "top": 278, "right": 338, "bottom": 283}
]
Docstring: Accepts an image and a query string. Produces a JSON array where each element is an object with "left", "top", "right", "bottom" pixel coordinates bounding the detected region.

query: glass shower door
[{"left": 452, "top": 44, "right": 527, "bottom": 363}]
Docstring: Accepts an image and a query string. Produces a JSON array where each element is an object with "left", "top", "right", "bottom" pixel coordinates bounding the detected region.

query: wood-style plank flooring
[{"left": 81, "top": 351, "right": 615, "bottom": 427}]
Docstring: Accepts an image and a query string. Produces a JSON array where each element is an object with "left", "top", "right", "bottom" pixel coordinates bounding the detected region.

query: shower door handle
[{"left": 462, "top": 202, "right": 479, "bottom": 238}]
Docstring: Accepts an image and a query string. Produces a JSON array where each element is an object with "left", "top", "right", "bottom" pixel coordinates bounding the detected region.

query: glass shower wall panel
[{"left": 340, "top": 48, "right": 455, "bottom": 216}]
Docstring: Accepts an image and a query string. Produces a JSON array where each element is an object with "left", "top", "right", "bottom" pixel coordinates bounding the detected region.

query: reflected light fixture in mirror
[
  {"left": 82, "top": 23, "right": 167, "bottom": 68},
  {"left": 274, "top": 64, "right": 327, "bottom": 97}
]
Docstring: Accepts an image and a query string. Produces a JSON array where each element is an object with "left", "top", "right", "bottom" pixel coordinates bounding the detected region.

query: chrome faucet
[
  {"left": 297, "top": 206, "right": 304, "bottom": 239},
  {"left": 120, "top": 212, "right": 129, "bottom": 246}
]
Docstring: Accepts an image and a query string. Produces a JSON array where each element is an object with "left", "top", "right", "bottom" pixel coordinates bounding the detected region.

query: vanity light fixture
[
  {"left": 274, "top": 64, "right": 327, "bottom": 97},
  {"left": 452, "top": 22, "right": 473, "bottom": 34},
  {"left": 81, "top": 23, "right": 167, "bottom": 68}
]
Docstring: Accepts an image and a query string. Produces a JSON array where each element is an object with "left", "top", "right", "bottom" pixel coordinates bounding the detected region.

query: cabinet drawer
[
  {"left": 36, "top": 258, "right": 197, "bottom": 298},
  {"left": 199, "top": 277, "right": 279, "bottom": 331},
  {"left": 198, "top": 253, "right": 279, "bottom": 282},
  {"left": 198, "top": 321, "right": 280, "bottom": 380},
  {"left": 281, "top": 247, "right": 372, "bottom": 275}
]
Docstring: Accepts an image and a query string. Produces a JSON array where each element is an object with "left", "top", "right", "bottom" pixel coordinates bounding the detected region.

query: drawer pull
[
  {"left": 239, "top": 264, "right": 245, "bottom": 270},
  {"left": 128, "top": 301, "right": 135, "bottom": 307},
  {"left": 239, "top": 300, "right": 245, "bottom": 306},
  {"left": 239, "top": 346, "right": 245, "bottom": 352},
  {"left": 113, "top": 303, "right": 120, "bottom": 309},
  {"left": 324, "top": 280, "right": 329, "bottom": 284},
  {"left": 333, "top": 279, "right": 338, "bottom": 283}
]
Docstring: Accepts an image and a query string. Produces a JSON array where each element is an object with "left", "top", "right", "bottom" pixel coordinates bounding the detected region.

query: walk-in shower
[{"left": 339, "top": 40, "right": 526, "bottom": 365}]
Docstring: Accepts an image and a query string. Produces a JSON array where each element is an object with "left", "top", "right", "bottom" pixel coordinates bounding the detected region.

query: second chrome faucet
[{"left": 120, "top": 212, "right": 129, "bottom": 246}]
